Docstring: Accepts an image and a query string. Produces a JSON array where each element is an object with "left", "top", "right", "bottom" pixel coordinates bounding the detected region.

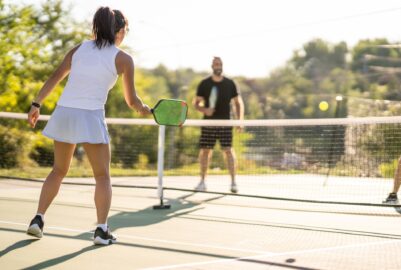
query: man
[
  {"left": 383, "top": 157, "right": 401, "bottom": 204},
  {"left": 193, "top": 57, "right": 244, "bottom": 193}
]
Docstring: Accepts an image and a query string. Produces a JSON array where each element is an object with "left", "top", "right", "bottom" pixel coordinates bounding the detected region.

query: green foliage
[
  {"left": 109, "top": 125, "right": 158, "bottom": 168},
  {"left": 30, "top": 135, "right": 54, "bottom": 166},
  {"left": 351, "top": 38, "right": 400, "bottom": 72},
  {"left": 134, "top": 153, "right": 149, "bottom": 170},
  {"left": 2, "top": 0, "right": 401, "bottom": 178},
  {"left": 0, "top": 0, "right": 90, "bottom": 113},
  {"left": 0, "top": 125, "right": 33, "bottom": 168},
  {"left": 379, "top": 159, "right": 398, "bottom": 178}
]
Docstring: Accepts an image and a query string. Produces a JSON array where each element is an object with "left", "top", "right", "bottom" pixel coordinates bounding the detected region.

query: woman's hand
[
  {"left": 28, "top": 106, "right": 40, "bottom": 128},
  {"left": 138, "top": 104, "right": 152, "bottom": 116}
]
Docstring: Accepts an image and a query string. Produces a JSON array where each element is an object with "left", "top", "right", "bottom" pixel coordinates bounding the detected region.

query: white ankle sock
[{"left": 97, "top": 224, "right": 108, "bottom": 232}]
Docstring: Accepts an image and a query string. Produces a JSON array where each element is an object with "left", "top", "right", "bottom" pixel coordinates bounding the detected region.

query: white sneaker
[
  {"left": 230, "top": 183, "right": 238, "bottom": 193},
  {"left": 195, "top": 182, "right": 206, "bottom": 191}
]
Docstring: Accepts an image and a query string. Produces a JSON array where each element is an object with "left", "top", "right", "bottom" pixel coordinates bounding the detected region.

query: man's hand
[
  {"left": 236, "top": 126, "right": 244, "bottom": 133},
  {"left": 203, "top": 108, "right": 215, "bottom": 117}
]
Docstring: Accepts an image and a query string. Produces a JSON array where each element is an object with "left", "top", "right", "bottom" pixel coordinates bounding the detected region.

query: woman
[{"left": 26, "top": 7, "right": 150, "bottom": 245}]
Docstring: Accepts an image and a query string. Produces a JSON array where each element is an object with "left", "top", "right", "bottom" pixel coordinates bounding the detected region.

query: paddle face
[{"left": 152, "top": 99, "right": 188, "bottom": 126}]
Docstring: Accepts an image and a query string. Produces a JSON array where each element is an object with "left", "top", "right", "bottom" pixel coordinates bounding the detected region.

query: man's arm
[{"left": 233, "top": 95, "right": 244, "bottom": 120}]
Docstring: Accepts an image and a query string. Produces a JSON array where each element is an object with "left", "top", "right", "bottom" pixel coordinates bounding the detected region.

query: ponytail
[{"left": 92, "top": 7, "right": 128, "bottom": 49}]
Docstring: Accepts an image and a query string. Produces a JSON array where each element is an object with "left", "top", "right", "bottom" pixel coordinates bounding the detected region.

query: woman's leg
[
  {"left": 37, "top": 141, "right": 76, "bottom": 214},
  {"left": 82, "top": 143, "right": 111, "bottom": 224}
]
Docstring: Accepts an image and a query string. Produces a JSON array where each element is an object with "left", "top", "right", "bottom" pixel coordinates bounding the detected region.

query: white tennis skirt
[{"left": 42, "top": 106, "right": 110, "bottom": 144}]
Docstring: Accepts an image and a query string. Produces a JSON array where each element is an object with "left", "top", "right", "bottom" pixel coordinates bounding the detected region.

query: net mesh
[{"left": 0, "top": 112, "right": 400, "bottom": 206}]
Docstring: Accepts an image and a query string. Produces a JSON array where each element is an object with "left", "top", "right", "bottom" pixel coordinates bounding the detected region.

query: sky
[{"left": 11, "top": 0, "right": 401, "bottom": 77}]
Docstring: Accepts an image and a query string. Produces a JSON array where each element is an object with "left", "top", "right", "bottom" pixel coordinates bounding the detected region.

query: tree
[{"left": 0, "top": 0, "right": 90, "bottom": 113}]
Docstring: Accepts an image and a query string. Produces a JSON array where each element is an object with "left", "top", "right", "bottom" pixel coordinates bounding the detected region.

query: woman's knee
[{"left": 51, "top": 166, "right": 69, "bottom": 178}]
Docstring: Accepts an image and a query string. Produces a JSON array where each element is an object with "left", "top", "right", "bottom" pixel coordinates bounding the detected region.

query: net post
[{"left": 153, "top": 125, "right": 171, "bottom": 209}]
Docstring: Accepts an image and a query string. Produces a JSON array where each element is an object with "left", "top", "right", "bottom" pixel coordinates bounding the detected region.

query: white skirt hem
[{"left": 42, "top": 106, "right": 110, "bottom": 144}]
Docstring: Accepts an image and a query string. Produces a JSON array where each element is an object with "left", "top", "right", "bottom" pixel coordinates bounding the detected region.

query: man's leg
[
  {"left": 196, "top": 127, "right": 216, "bottom": 191},
  {"left": 223, "top": 147, "right": 237, "bottom": 193},
  {"left": 196, "top": 148, "right": 213, "bottom": 191},
  {"left": 220, "top": 127, "right": 237, "bottom": 193},
  {"left": 200, "top": 148, "right": 213, "bottom": 181},
  {"left": 392, "top": 157, "right": 401, "bottom": 193}
]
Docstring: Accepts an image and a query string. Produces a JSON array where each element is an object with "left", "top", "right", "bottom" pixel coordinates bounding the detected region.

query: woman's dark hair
[{"left": 92, "top": 7, "right": 128, "bottom": 49}]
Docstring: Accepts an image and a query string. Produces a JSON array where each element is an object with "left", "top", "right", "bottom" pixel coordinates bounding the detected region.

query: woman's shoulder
[
  {"left": 65, "top": 43, "right": 83, "bottom": 60},
  {"left": 116, "top": 49, "right": 133, "bottom": 63},
  {"left": 115, "top": 49, "right": 134, "bottom": 74}
]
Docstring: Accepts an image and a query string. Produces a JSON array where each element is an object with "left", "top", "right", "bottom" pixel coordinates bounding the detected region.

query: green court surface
[{"left": 1, "top": 176, "right": 401, "bottom": 270}]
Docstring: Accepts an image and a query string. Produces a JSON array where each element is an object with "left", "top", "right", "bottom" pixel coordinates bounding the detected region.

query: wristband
[{"left": 31, "top": 102, "right": 41, "bottom": 108}]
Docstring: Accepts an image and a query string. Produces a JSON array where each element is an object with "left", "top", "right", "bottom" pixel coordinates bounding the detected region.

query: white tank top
[{"left": 57, "top": 40, "right": 120, "bottom": 110}]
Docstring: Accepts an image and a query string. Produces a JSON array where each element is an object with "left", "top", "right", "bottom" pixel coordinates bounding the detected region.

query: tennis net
[{"left": 0, "top": 112, "right": 400, "bottom": 206}]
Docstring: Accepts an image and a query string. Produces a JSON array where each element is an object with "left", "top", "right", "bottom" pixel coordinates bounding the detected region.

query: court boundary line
[
  {"left": 2, "top": 219, "right": 401, "bottom": 269},
  {"left": 1, "top": 176, "right": 400, "bottom": 207},
  {"left": 0, "top": 220, "right": 275, "bottom": 255},
  {"left": 141, "top": 237, "right": 401, "bottom": 270},
  {"left": 2, "top": 196, "right": 401, "bottom": 240}
]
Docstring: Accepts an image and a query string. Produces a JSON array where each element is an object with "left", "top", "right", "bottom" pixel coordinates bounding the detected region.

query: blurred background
[
  {"left": 2, "top": 0, "right": 401, "bottom": 183},
  {"left": 2, "top": 0, "right": 401, "bottom": 117},
  {"left": 3, "top": 3, "right": 401, "bottom": 268}
]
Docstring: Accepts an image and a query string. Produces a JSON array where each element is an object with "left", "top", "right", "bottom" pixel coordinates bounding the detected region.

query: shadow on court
[
  {"left": 0, "top": 192, "right": 232, "bottom": 270},
  {"left": 0, "top": 187, "right": 401, "bottom": 270},
  {"left": 0, "top": 239, "right": 39, "bottom": 257},
  {"left": 0, "top": 228, "right": 103, "bottom": 269},
  {"left": 1, "top": 227, "right": 318, "bottom": 270},
  {"left": 107, "top": 192, "right": 222, "bottom": 230},
  {"left": 20, "top": 245, "right": 104, "bottom": 270}
]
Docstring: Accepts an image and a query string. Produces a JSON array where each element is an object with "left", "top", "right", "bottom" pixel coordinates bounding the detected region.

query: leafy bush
[
  {"left": 0, "top": 125, "right": 33, "bottom": 168},
  {"left": 379, "top": 159, "right": 398, "bottom": 178},
  {"left": 30, "top": 135, "right": 54, "bottom": 167}
]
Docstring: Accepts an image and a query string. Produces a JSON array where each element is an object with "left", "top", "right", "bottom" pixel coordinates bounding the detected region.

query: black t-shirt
[{"left": 196, "top": 76, "right": 239, "bottom": 119}]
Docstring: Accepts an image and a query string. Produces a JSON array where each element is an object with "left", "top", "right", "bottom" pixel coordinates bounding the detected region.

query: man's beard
[{"left": 213, "top": 69, "right": 222, "bottom": 76}]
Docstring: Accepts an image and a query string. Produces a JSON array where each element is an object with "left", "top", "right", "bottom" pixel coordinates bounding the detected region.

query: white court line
[
  {"left": 141, "top": 238, "right": 401, "bottom": 270},
  {"left": 3, "top": 220, "right": 400, "bottom": 270},
  {"left": 0, "top": 220, "right": 274, "bottom": 255}
]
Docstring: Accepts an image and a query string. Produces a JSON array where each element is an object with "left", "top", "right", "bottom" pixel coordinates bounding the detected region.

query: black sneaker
[
  {"left": 27, "top": 215, "right": 44, "bottom": 238},
  {"left": 93, "top": 227, "right": 116, "bottom": 245},
  {"left": 383, "top": 193, "right": 399, "bottom": 204}
]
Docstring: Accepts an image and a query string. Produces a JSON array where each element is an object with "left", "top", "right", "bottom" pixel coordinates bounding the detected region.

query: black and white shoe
[
  {"left": 93, "top": 227, "right": 116, "bottom": 245},
  {"left": 383, "top": 193, "right": 399, "bottom": 204},
  {"left": 27, "top": 215, "right": 44, "bottom": 238}
]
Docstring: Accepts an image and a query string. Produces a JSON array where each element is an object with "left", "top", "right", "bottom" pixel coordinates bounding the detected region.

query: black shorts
[{"left": 199, "top": 127, "right": 233, "bottom": 149}]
